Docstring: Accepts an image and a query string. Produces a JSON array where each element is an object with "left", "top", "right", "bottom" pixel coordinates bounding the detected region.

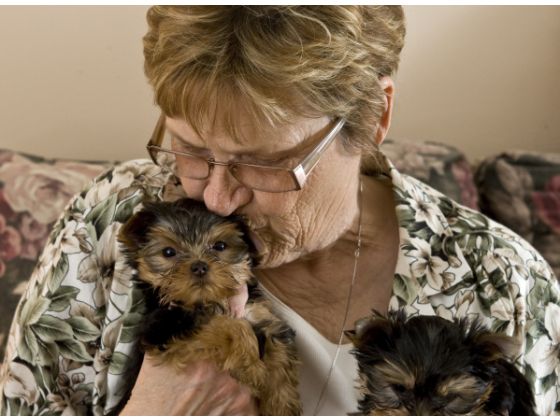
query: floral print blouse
[{"left": 1, "top": 158, "right": 558, "bottom": 416}]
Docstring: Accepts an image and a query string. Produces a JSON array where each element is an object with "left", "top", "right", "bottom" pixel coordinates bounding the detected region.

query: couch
[{"left": 0, "top": 141, "right": 558, "bottom": 366}]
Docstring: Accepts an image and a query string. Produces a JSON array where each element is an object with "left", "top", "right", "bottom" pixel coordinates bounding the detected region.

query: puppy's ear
[
  {"left": 473, "top": 332, "right": 521, "bottom": 362},
  {"left": 466, "top": 318, "right": 521, "bottom": 362},
  {"left": 118, "top": 209, "right": 158, "bottom": 254},
  {"left": 350, "top": 316, "right": 394, "bottom": 347},
  {"left": 226, "top": 214, "right": 260, "bottom": 267}
]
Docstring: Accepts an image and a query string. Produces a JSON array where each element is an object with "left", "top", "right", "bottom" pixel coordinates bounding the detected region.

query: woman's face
[{"left": 165, "top": 114, "right": 362, "bottom": 268}]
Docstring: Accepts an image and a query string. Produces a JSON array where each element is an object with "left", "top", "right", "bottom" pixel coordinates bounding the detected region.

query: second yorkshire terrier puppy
[
  {"left": 347, "top": 310, "right": 536, "bottom": 416},
  {"left": 118, "top": 198, "right": 301, "bottom": 415}
]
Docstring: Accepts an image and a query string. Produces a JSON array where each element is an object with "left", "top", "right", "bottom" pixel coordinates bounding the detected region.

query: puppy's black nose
[{"left": 191, "top": 261, "right": 209, "bottom": 277}]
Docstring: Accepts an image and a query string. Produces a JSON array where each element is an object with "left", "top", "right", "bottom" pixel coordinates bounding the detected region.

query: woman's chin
[
  {"left": 252, "top": 238, "right": 303, "bottom": 269},
  {"left": 257, "top": 250, "right": 300, "bottom": 269},
  {"left": 251, "top": 229, "right": 342, "bottom": 269}
]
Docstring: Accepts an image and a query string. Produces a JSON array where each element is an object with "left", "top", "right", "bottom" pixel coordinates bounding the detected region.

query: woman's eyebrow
[
  {"left": 167, "top": 126, "right": 315, "bottom": 159},
  {"left": 239, "top": 135, "right": 317, "bottom": 161}
]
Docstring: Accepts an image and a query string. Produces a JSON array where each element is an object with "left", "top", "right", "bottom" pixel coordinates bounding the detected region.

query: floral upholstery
[
  {"left": 0, "top": 149, "right": 111, "bottom": 365},
  {"left": 381, "top": 139, "right": 479, "bottom": 210},
  {"left": 475, "top": 151, "right": 560, "bottom": 279}
]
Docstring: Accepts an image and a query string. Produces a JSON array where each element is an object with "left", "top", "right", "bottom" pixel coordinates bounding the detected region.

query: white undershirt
[{"left": 258, "top": 285, "right": 360, "bottom": 416}]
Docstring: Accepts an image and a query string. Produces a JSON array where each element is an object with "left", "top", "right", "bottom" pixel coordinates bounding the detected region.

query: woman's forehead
[{"left": 165, "top": 114, "right": 329, "bottom": 156}]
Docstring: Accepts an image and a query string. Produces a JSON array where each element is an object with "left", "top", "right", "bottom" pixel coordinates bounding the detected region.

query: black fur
[
  {"left": 141, "top": 292, "right": 225, "bottom": 349},
  {"left": 350, "top": 311, "right": 536, "bottom": 415}
]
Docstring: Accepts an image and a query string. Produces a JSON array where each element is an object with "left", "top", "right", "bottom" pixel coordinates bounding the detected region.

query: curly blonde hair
[{"left": 143, "top": 6, "right": 405, "bottom": 165}]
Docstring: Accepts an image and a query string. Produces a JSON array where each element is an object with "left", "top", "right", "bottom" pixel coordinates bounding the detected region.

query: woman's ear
[
  {"left": 227, "top": 214, "right": 261, "bottom": 268},
  {"left": 118, "top": 209, "right": 157, "bottom": 254},
  {"left": 374, "top": 76, "right": 395, "bottom": 146}
]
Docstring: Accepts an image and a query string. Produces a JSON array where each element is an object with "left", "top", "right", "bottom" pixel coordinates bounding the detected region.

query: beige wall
[
  {"left": 393, "top": 6, "right": 560, "bottom": 162},
  {"left": 0, "top": 6, "right": 559, "bottom": 163}
]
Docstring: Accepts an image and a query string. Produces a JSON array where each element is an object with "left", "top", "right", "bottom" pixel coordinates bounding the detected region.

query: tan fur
[
  {"left": 375, "top": 360, "right": 415, "bottom": 390},
  {"left": 244, "top": 301, "right": 301, "bottom": 415},
  {"left": 437, "top": 374, "right": 493, "bottom": 415},
  {"left": 368, "top": 407, "right": 410, "bottom": 415},
  {"left": 438, "top": 374, "right": 483, "bottom": 397},
  {"left": 362, "top": 365, "right": 495, "bottom": 415},
  {"left": 137, "top": 258, "right": 248, "bottom": 307},
  {"left": 148, "top": 315, "right": 265, "bottom": 381},
  {"left": 145, "top": 301, "right": 301, "bottom": 415},
  {"left": 119, "top": 204, "right": 302, "bottom": 415},
  {"left": 134, "top": 222, "right": 253, "bottom": 307}
]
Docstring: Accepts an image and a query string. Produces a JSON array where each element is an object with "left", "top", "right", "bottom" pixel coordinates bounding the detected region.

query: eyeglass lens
[{"left": 156, "top": 135, "right": 298, "bottom": 192}]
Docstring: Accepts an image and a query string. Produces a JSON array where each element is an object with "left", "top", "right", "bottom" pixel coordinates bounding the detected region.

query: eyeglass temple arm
[
  {"left": 151, "top": 113, "right": 167, "bottom": 145},
  {"left": 147, "top": 113, "right": 167, "bottom": 163},
  {"left": 293, "top": 118, "right": 346, "bottom": 189}
]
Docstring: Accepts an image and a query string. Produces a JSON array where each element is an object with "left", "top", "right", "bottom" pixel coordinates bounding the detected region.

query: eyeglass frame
[{"left": 146, "top": 113, "right": 346, "bottom": 192}]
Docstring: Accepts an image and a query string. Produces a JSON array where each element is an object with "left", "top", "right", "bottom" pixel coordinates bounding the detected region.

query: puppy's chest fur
[{"left": 140, "top": 284, "right": 273, "bottom": 361}]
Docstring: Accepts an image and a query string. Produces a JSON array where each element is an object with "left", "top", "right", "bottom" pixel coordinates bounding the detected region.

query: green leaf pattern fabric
[{"left": 0, "top": 158, "right": 558, "bottom": 415}]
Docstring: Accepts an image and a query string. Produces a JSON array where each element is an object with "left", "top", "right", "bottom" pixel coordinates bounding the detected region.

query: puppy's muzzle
[{"left": 191, "top": 261, "right": 209, "bottom": 277}]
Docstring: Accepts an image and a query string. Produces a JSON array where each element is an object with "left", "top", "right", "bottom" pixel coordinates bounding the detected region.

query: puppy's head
[
  {"left": 118, "top": 198, "right": 257, "bottom": 307},
  {"left": 347, "top": 311, "right": 534, "bottom": 415}
]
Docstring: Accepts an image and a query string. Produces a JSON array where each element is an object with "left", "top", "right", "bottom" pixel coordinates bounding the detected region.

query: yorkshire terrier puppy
[
  {"left": 347, "top": 311, "right": 536, "bottom": 416},
  {"left": 118, "top": 198, "right": 301, "bottom": 415}
]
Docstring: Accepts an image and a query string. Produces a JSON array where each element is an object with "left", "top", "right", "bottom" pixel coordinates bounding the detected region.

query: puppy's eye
[
  {"left": 392, "top": 384, "right": 407, "bottom": 394},
  {"left": 162, "top": 247, "right": 177, "bottom": 258},
  {"left": 212, "top": 241, "right": 227, "bottom": 252}
]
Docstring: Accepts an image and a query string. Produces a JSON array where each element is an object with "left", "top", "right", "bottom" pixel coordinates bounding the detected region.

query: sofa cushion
[
  {"left": 381, "top": 139, "right": 479, "bottom": 210},
  {"left": 475, "top": 151, "right": 560, "bottom": 279},
  {"left": 0, "top": 149, "right": 111, "bottom": 364}
]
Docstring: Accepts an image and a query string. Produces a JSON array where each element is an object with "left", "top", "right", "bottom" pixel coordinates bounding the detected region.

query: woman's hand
[{"left": 119, "top": 357, "right": 257, "bottom": 415}]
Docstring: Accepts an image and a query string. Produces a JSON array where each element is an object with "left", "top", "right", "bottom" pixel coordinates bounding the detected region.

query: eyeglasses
[{"left": 146, "top": 113, "right": 346, "bottom": 193}]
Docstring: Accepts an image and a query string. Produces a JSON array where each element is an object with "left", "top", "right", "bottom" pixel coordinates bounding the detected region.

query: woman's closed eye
[
  {"left": 240, "top": 152, "right": 294, "bottom": 167},
  {"left": 170, "top": 135, "right": 298, "bottom": 168},
  {"left": 171, "top": 138, "right": 209, "bottom": 156}
]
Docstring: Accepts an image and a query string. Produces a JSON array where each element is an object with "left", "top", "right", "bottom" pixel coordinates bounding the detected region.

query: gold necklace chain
[{"left": 313, "top": 178, "right": 363, "bottom": 415}]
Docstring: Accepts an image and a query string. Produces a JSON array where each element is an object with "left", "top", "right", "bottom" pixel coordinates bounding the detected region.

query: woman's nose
[{"left": 202, "top": 165, "right": 252, "bottom": 216}]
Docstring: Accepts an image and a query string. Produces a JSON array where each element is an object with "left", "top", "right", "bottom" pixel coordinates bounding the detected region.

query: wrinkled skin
[{"left": 171, "top": 114, "right": 362, "bottom": 269}]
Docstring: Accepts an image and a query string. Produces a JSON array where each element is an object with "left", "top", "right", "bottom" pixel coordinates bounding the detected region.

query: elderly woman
[{"left": 1, "top": 6, "right": 558, "bottom": 416}]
